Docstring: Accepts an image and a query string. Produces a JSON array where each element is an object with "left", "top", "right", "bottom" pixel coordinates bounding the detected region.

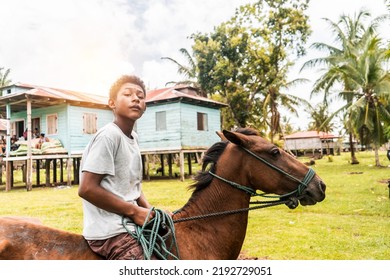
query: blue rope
[{"left": 122, "top": 208, "right": 180, "bottom": 260}]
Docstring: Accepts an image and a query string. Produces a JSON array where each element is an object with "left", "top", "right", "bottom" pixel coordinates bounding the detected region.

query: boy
[{"left": 78, "top": 75, "right": 154, "bottom": 260}]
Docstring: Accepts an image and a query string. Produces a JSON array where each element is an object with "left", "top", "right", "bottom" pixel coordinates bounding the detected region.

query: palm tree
[
  {"left": 306, "top": 103, "right": 334, "bottom": 132},
  {"left": 301, "top": 9, "right": 388, "bottom": 164},
  {"left": 262, "top": 77, "right": 310, "bottom": 143},
  {"left": 0, "top": 67, "right": 12, "bottom": 88},
  {"left": 342, "top": 35, "right": 390, "bottom": 166},
  {"left": 161, "top": 48, "right": 206, "bottom": 97},
  {"left": 305, "top": 102, "right": 335, "bottom": 155}
]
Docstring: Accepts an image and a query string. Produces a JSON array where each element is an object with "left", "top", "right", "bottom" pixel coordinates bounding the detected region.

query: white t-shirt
[{"left": 80, "top": 122, "right": 142, "bottom": 240}]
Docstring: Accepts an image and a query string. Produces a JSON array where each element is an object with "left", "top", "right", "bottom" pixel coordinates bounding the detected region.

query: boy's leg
[{"left": 88, "top": 233, "right": 147, "bottom": 260}]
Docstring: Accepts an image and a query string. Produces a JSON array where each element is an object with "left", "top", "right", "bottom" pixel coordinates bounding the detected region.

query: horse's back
[{"left": 0, "top": 217, "right": 102, "bottom": 260}]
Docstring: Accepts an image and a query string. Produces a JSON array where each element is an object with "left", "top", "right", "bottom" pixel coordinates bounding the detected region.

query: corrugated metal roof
[
  {"left": 285, "top": 131, "right": 339, "bottom": 139},
  {"left": 17, "top": 83, "right": 109, "bottom": 104},
  {"left": 146, "top": 85, "right": 227, "bottom": 107}
]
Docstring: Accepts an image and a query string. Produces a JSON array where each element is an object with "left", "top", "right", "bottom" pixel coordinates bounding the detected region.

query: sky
[{"left": 0, "top": 0, "right": 389, "bottom": 129}]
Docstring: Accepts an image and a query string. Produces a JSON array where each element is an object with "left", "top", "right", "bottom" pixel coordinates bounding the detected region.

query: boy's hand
[{"left": 131, "top": 206, "right": 155, "bottom": 226}]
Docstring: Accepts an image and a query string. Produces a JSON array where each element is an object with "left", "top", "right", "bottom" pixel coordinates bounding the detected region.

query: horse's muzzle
[{"left": 299, "top": 180, "right": 326, "bottom": 206}]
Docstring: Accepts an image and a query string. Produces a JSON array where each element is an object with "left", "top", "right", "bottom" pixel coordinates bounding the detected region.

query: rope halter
[{"left": 209, "top": 146, "right": 316, "bottom": 201}]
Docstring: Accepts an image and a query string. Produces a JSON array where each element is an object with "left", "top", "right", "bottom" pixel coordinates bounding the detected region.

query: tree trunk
[
  {"left": 374, "top": 146, "right": 381, "bottom": 167},
  {"left": 349, "top": 132, "right": 359, "bottom": 164}
]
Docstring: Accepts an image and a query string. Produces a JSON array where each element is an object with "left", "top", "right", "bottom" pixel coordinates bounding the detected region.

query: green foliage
[
  {"left": 302, "top": 9, "right": 390, "bottom": 166},
  {"left": 191, "top": 0, "right": 311, "bottom": 130},
  {"left": 0, "top": 67, "right": 12, "bottom": 88}
]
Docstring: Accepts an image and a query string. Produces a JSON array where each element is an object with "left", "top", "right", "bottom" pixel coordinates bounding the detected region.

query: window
[
  {"left": 197, "top": 112, "right": 208, "bottom": 131},
  {"left": 156, "top": 111, "right": 167, "bottom": 131},
  {"left": 83, "top": 113, "right": 97, "bottom": 134},
  {"left": 46, "top": 114, "right": 58, "bottom": 135}
]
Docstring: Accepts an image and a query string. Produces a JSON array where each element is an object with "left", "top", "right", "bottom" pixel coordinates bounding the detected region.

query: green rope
[{"left": 122, "top": 208, "right": 180, "bottom": 260}]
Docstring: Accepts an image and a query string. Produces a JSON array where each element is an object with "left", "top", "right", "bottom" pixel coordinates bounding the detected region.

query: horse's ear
[
  {"left": 215, "top": 131, "right": 228, "bottom": 141},
  {"left": 223, "top": 130, "right": 248, "bottom": 147}
]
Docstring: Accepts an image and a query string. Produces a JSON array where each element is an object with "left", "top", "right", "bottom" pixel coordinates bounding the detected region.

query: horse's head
[{"left": 218, "top": 128, "right": 326, "bottom": 208}]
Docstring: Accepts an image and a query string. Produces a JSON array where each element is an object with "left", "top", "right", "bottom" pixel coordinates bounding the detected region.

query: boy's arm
[
  {"left": 136, "top": 191, "right": 152, "bottom": 209},
  {"left": 78, "top": 171, "right": 154, "bottom": 226}
]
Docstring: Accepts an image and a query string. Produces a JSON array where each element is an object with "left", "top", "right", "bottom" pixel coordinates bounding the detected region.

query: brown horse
[{"left": 0, "top": 128, "right": 326, "bottom": 260}]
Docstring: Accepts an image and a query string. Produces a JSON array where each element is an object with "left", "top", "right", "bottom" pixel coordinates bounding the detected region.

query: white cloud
[
  {"left": 0, "top": 0, "right": 251, "bottom": 94},
  {"left": 1, "top": 0, "right": 388, "bottom": 121}
]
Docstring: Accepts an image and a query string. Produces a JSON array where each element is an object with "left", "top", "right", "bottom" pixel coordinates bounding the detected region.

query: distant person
[
  {"left": 10, "top": 136, "right": 19, "bottom": 151},
  {"left": 33, "top": 128, "right": 40, "bottom": 139},
  {"left": 0, "top": 135, "right": 6, "bottom": 153},
  {"left": 35, "top": 133, "right": 49, "bottom": 149}
]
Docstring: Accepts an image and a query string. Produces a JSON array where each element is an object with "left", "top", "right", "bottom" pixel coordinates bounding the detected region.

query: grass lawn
[{"left": 0, "top": 150, "right": 389, "bottom": 259}]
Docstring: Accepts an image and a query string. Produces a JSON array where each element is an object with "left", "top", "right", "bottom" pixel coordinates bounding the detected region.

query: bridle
[
  {"left": 173, "top": 146, "right": 316, "bottom": 223},
  {"left": 218, "top": 147, "right": 317, "bottom": 199}
]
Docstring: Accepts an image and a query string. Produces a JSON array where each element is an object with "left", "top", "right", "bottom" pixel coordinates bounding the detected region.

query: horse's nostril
[{"left": 319, "top": 181, "right": 326, "bottom": 193}]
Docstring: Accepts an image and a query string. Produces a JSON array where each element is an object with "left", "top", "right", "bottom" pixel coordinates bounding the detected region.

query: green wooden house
[
  {"left": 137, "top": 85, "right": 226, "bottom": 180},
  {"left": 0, "top": 83, "right": 112, "bottom": 155},
  {"left": 0, "top": 83, "right": 112, "bottom": 190}
]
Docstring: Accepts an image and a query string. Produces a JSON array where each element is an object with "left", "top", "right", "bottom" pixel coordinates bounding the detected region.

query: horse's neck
[{"left": 173, "top": 180, "right": 251, "bottom": 259}]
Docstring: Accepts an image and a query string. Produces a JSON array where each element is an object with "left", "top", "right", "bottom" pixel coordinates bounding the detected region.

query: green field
[{"left": 1, "top": 150, "right": 389, "bottom": 259}]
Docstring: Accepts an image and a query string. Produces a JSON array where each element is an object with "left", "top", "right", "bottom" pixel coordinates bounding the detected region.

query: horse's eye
[{"left": 270, "top": 147, "right": 280, "bottom": 156}]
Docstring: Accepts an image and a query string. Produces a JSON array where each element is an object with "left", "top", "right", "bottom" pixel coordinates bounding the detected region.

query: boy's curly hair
[{"left": 109, "top": 75, "right": 146, "bottom": 99}]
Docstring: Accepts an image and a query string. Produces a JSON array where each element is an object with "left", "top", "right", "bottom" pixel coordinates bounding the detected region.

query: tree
[
  {"left": 301, "top": 9, "right": 389, "bottom": 165},
  {"left": 161, "top": 48, "right": 207, "bottom": 97},
  {"left": 191, "top": 0, "right": 311, "bottom": 131},
  {"left": 343, "top": 35, "right": 390, "bottom": 166},
  {"left": 262, "top": 78, "right": 310, "bottom": 142},
  {"left": 306, "top": 103, "right": 334, "bottom": 133},
  {"left": 0, "top": 67, "right": 12, "bottom": 88}
]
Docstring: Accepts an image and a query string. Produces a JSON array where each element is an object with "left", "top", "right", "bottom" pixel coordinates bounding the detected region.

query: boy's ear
[{"left": 108, "top": 98, "right": 116, "bottom": 109}]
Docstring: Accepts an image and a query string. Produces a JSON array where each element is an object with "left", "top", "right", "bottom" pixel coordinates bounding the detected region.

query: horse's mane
[{"left": 190, "top": 127, "right": 259, "bottom": 192}]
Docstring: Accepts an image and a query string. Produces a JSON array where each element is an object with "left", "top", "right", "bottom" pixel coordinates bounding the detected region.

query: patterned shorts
[{"left": 87, "top": 232, "right": 156, "bottom": 260}]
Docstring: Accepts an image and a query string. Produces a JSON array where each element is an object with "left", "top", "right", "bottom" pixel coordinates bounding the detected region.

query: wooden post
[
  {"left": 187, "top": 153, "right": 192, "bottom": 175},
  {"left": 45, "top": 159, "right": 51, "bottom": 187},
  {"left": 5, "top": 103, "right": 11, "bottom": 191},
  {"left": 168, "top": 154, "right": 173, "bottom": 178},
  {"left": 36, "top": 159, "right": 40, "bottom": 186},
  {"left": 52, "top": 158, "right": 57, "bottom": 184},
  {"left": 160, "top": 154, "right": 165, "bottom": 176},
  {"left": 179, "top": 151, "right": 185, "bottom": 181},
  {"left": 144, "top": 154, "right": 150, "bottom": 181},
  {"left": 60, "top": 159, "right": 64, "bottom": 183},
  {"left": 67, "top": 157, "right": 72, "bottom": 187},
  {"left": 26, "top": 95, "right": 33, "bottom": 191},
  {"left": 72, "top": 158, "right": 80, "bottom": 184}
]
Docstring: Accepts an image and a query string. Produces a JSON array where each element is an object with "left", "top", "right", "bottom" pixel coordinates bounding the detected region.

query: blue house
[
  {"left": 0, "top": 82, "right": 112, "bottom": 190},
  {"left": 0, "top": 83, "right": 226, "bottom": 189},
  {"left": 137, "top": 85, "right": 226, "bottom": 180},
  {"left": 0, "top": 83, "right": 112, "bottom": 154}
]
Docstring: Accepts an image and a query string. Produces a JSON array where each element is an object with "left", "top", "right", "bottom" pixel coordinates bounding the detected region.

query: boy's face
[{"left": 109, "top": 82, "right": 146, "bottom": 121}]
